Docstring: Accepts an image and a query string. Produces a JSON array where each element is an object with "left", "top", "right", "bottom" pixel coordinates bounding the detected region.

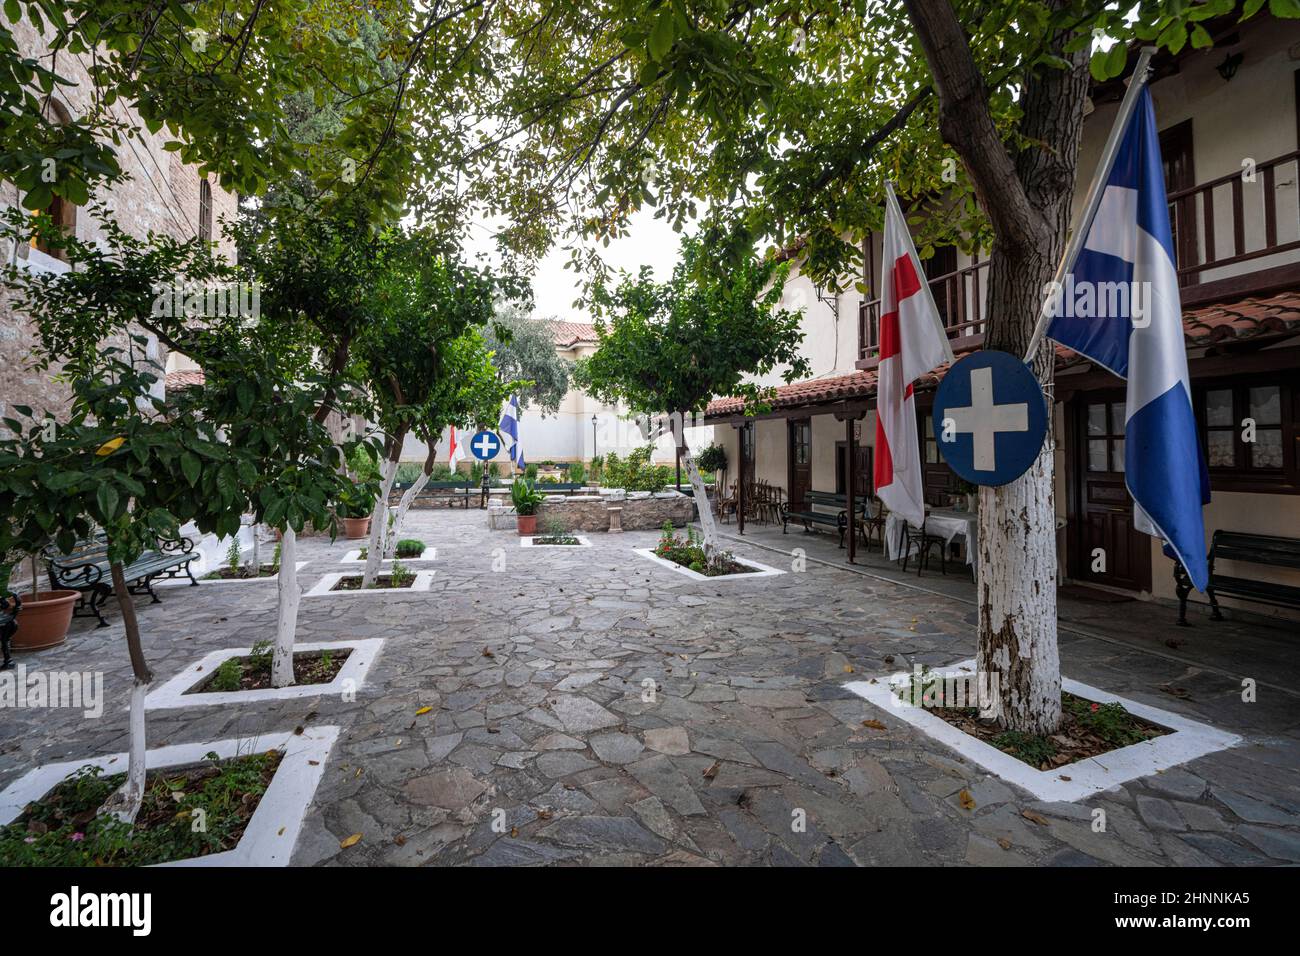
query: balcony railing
[
  {"left": 857, "top": 149, "right": 1300, "bottom": 362},
  {"left": 858, "top": 258, "right": 990, "bottom": 362}
]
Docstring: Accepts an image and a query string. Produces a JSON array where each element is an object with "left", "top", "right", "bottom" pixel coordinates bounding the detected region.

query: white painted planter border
[
  {"left": 632, "top": 547, "right": 786, "bottom": 581},
  {"left": 0, "top": 726, "right": 340, "bottom": 867},
  {"left": 144, "top": 638, "right": 385, "bottom": 709},
  {"left": 844, "top": 658, "right": 1240, "bottom": 802},
  {"left": 157, "top": 561, "right": 310, "bottom": 587},
  {"left": 304, "top": 569, "right": 435, "bottom": 597},
  {"left": 520, "top": 535, "right": 593, "bottom": 548},
  {"left": 340, "top": 547, "right": 436, "bottom": 564}
]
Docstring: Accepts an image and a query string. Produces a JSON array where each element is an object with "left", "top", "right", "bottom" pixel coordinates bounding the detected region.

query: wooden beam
[{"left": 845, "top": 416, "right": 857, "bottom": 564}]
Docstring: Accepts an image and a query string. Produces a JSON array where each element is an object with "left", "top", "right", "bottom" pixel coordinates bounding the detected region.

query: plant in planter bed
[
  {"left": 511, "top": 480, "right": 547, "bottom": 536},
  {"left": 331, "top": 560, "right": 416, "bottom": 591},
  {"left": 534, "top": 517, "right": 580, "bottom": 546},
  {"left": 202, "top": 640, "right": 349, "bottom": 693},
  {"left": 0, "top": 751, "right": 282, "bottom": 866},
  {"left": 357, "top": 538, "right": 425, "bottom": 560},
  {"left": 654, "top": 522, "right": 748, "bottom": 576}
]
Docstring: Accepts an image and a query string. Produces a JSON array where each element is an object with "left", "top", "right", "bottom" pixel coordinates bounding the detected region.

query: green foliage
[
  {"left": 394, "top": 462, "right": 425, "bottom": 484},
  {"left": 510, "top": 480, "right": 547, "bottom": 517},
  {"left": 601, "top": 447, "right": 672, "bottom": 492},
  {"left": 1064, "top": 695, "right": 1157, "bottom": 748},
  {"left": 575, "top": 228, "right": 809, "bottom": 420},
  {"left": 209, "top": 657, "right": 243, "bottom": 693},
  {"left": 394, "top": 539, "right": 425, "bottom": 558},
  {"left": 387, "top": 560, "right": 413, "bottom": 588},
  {"left": 225, "top": 540, "right": 242, "bottom": 574},
  {"left": 524, "top": 462, "right": 539, "bottom": 480},
  {"left": 483, "top": 303, "right": 572, "bottom": 415},
  {"left": 654, "top": 522, "right": 738, "bottom": 576},
  {"left": 0, "top": 752, "right": 279, "bottom": 866},
  {"left": 567, "top": 461, "right": 586, "bottom": 485},
  {"left": 695, "top": 443, "right": 727, "bottom": 475},
  {"left": 989, "top": 730, "right": 1058, "bottom": 768}
]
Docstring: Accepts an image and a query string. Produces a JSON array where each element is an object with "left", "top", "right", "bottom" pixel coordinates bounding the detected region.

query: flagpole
[
  {"left": 1022, "top": 45, "right": 1156, "bottom": 363},
  {"left": 885, "top": 180, "right": 956, "bottom": 365}
]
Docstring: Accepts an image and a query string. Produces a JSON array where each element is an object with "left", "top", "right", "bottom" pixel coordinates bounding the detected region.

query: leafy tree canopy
[{"left": 483, "top": 302, "right": 573, "bottom": 416}]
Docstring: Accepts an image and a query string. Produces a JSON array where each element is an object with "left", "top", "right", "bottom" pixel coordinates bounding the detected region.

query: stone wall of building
[
  {"left": 0, "top": 15, "right": 240, "bottom": 422},
  {"left": 531, "top": 493, "right": 696, "bottom": 533}
]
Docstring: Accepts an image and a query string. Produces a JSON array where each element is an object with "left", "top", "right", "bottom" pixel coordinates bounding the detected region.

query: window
[
  {"left": 1195, "top": 377, "right": 1297, "bottom": 493},
  {"left": 923, "top": 414, "right": 938, "bottom": 464},
  {"left": 792, "top": 420, "right": 811, "bottom": 465},
  {"left": 198, "top": 178, "right": 213, "bottom": 246},
  {"left": 1085, "top": 400, "right": 1126, "bottom": 474}
]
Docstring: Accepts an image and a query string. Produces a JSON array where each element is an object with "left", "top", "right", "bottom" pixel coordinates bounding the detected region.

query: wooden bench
[
  {"left": 1176, "top": 531, "right": 1300, "bottom": 625},
  {"left": 781, "top": 490, "right": 865, "bottom": 548},
  {"left": 391, "top": 479, "right": 475, "bottom": 508},
  {"left": 45, "top": 534, "right": 198, "bottom": 628}
]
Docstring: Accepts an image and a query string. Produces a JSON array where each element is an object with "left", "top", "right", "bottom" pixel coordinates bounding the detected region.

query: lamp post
[{"left": 591, "top": 414, "right": 598, "bottom": 460}]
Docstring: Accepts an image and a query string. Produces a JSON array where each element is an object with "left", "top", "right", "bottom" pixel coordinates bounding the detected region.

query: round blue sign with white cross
[
  {"left": 469, "top": 430, "right": 502, "bottom": 461},
  {"left": 932, "top": 350, "right": 1047, "bottom": 487}
]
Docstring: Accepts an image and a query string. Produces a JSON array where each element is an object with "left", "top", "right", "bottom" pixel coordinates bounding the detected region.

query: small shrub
[
  {"left": 388, "top": 561, "right": 413, "bottom": 587},
  {"left": 224, "top": 539, "right": 241, "bottom": 574},
  {"left": 568, "top": 461, "right": 586, "bottom": 484},
  {"left": 209, "top": 657, "right": 242, "bottom": 692},
  {"left": 394, "top": 538, "right": 425, "bottom": 559},
  {"left": 695, "top": 443, "right": 727, "bottom": 475},
  {"left": 524, "top": 462, "right": 538, "bottom": 480}
]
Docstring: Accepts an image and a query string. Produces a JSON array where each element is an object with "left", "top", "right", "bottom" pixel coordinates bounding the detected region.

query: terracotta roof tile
[
  {"left": 165, "top": 369, "right": 205, "bottom": 390},
  {"left": 707, "top": 291, "right": 1300, "bottom": 417},
  {"left": 547, "top": 320, "right": 598, "bottom": 347}
]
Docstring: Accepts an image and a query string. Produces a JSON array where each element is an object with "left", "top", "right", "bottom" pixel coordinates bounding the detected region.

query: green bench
[
  {"left": 391, "top": 479, "right": 475, "bottom": 508},
  {"left": 781, "top": 490, "right": 865, "bottom": 549},
  {"left": 45, "top": 534, "right": 198, "bottom": 628},
  {"left": 1176, "top": 531, "right": 1300, "bottom": 625}
]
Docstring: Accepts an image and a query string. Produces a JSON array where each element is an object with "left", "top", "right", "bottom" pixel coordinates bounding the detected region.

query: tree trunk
[
  {"left": 680, "top": 431, "right": 719, "bottom": 557},
  {"left": 101, "top": 561, "right": 152, "bottom": 824},
  {"left": 250, "top": 522, "right": 260, "bottom": 573},
  {"left": 905, "top": 0, "right": 1088, "bottom": 734},
  {"left": 389, "top": 448, "right": 437, "bottom": 553},
  {"left": 361, "top": 455, "right": 399, "bottom": 588},
  {"left": 271, "top": 527, "right": 300, "bottom": 688}
]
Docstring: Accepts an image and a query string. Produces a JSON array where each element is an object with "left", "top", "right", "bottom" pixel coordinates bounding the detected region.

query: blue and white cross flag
[
  {"left": 497, "top": 394, "right": 526, "bottom": 470},
  {"left": 1044, "top": 87, "right": 1210, "bottom": 591}
]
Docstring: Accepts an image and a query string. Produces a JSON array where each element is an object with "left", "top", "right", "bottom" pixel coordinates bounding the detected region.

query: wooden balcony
[{"left": 856, "top": 149, "right": 1300, "bottom": 366}]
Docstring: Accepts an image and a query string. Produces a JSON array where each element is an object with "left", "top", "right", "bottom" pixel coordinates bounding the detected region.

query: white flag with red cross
[{"left": 873, "top": 183, "right": 954, "bottom": 529}]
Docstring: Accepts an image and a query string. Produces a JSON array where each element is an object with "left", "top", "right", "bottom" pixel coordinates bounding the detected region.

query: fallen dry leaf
[
  {"left": 340, "top": 833, "right": 363, "bottom": 849},
  {"left": 1021, "top": 810, "right": 1049, "bottom": 826},
  {"left": 414, "top": 706, "right": 432, "bottom": 716},
  {"left": 996, "top": 837, "right": 1012, "bottom": 851},
  {"left": 394, "top": 834, "right": 406, "bottom": 846},
  {"left": 482, "top": 647, "right": 495, "bottom": 658},
  {"left": 703, "top": 760, "right": 721, "bottom": 780},
  {"left": 958, "top": 789, "right": 977, "bottom": 811},
  {"left": 861, "top": 719, "right": 887, "bottom": 731},
  {"left": 843, "top": 665, "right": 855, "bottom": 673}
]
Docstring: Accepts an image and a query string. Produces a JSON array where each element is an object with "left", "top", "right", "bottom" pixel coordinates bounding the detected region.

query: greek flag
[
  {"left": 1045, "top": 87, "right": 1209, "bottom": 590},
  {"left": 498, "top": 394, "right": 526, "bottom": 469}
]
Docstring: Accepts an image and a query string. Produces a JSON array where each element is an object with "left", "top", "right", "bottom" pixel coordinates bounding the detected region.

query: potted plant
[
  {"left": 341, "top": 445, "right": 382, "bottom": 538},
  {"left": 5, "top": 550, "right": 76, "bottom": 652},
  {"left": 510, "top": 480, "right": 546, "bottom": 535}
]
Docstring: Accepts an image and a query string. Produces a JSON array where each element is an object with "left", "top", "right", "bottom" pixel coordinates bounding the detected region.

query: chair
[
  {"left": 899, "top": 519, "right": 947, "bottom": 576},
  {"left": 718, "top": 482, "right": 738, "bottom": 524},
  {"left": 857, "top": 497, "right": 886, "bottom": 551}
]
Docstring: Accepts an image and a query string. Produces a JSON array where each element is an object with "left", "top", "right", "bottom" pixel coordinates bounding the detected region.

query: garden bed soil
[
  {"left": 656, "top": 547, "right": 751, "bottom": 577},
  {"left": 205, "top": 564, "right": 280, "bottom": 580},
  {"left": 0, "top": 751, "right": 282, "bottom": 866},
  {"left": 924, "top": 690, "right": 1170, "bottom": 769},
  {"left": 534, "top": 535, "right": 581, "bottom": 546},
  {"left": 331, "top": 574, "right": 415, "bottom": 591},
  {"left": 191, "top": 649, "right": 351, "bottom": 693}
]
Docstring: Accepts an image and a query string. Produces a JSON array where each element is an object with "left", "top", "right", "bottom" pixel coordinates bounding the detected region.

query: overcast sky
[{"left": 466, "top": 206, "right": 685, "bottom": 323}]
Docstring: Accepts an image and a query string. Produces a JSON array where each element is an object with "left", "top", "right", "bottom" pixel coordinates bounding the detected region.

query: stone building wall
[{"left": 0, "top": 15, "right": 240, "bottom": 423}]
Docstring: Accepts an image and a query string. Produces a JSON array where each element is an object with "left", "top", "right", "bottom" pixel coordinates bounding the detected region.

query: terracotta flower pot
[
  {"left": 12, "top": 590, "right": 77, "bottom": 651},
  {"left": 517, "top": 514, "right": 537, "bottom": 536},
  {"left": 342, "top": 517, "right": 371, "bottom": 539}
]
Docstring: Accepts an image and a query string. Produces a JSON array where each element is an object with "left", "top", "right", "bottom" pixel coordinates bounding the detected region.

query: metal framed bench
[
  {"left": 1176, "top": 531, "right": 1300, "bottom": 625},
  {"left": 45, "top": 534, "right": 198, "bottom": 628},
  {"left": 781, "top": 490, "right": 863, "bottom": 548},
  {"left": 391, "top": 479, "right": 475, "bottom": 508}
]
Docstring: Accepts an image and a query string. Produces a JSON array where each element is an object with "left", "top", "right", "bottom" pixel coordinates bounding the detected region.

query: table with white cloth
[{"left": 884, "top": 508, "right": 978, "bottom": 573}]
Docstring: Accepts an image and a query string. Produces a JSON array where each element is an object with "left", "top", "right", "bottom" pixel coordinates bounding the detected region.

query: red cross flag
[{"left": 873, "top": 182, "right": 955, "bottom": 528}]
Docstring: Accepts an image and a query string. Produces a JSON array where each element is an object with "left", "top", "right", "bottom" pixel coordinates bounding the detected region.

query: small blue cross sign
[
  {"left": 931, "top": 350, "right": 1047, "bottom": 487},
  {"left": 469, "top": 430, "right": 502, "bottom": 461}
]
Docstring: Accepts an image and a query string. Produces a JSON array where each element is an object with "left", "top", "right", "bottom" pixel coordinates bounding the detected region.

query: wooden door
[
  {"left": 1071, "top": 395, "right": 1152, "bottom": 591},
  {"left": 788, "top": 418, "right": 812, "bottom": 509},
  {"left": 835, "top": 441, "right": 872, "bottom": 497}
]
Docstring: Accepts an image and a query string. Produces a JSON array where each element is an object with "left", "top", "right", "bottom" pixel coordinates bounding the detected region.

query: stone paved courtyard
[{"left": 3, "top": 508, "right": 1298, "bottom": 867}]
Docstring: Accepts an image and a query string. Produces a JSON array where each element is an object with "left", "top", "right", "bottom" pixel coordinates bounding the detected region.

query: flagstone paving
[{"left": 2, "top": 508, "right": 1299, "bottom": 866}]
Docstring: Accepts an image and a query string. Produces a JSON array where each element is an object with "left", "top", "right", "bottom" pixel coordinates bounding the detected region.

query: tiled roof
[
  {"left": 706, "top": 291, "right": 1300, "bottom": 417},
  {"left": 547, "top": 321, "right": 598, "bottom": 347},
  {"left": 165, "top": 369, "right": 205, "bottom": 390}
]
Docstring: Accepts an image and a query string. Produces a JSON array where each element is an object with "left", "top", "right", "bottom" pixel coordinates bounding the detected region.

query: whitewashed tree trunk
[
  {"left": 680, "top": 433, "right": 719, "bottom": 557},
  {"left": 390, "top": 466, "right": 433, "bottom": 554},
  {"left": 251, "top": 522, "right": 261, "bottom": 572},
  {"left": 102, "top": 562, "right": 150, "bottom": 823},
  {"left": 361, "top": 457, "right": 398, "bottom": 588},
  {"left": 975, "top": 441, "right": 1061, "bottom": 733},
  {"left": 271, "top": 527, "right": 300, "bottom": 688}
]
